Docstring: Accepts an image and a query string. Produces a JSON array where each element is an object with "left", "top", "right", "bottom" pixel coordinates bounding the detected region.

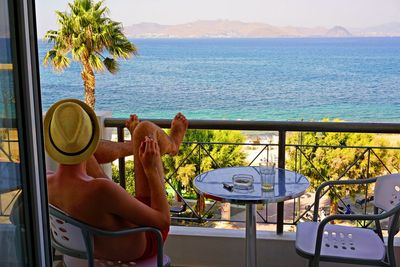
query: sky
[{"left": 35, "top": 0, "right": 400, "bottom": 37}]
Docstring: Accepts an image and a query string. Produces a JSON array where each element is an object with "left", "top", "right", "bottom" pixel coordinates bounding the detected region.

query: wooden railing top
[
  {"left": 0, "top": 64, "right": 13, "bottom": 70},
  {"left": 104, "top": 118, "right": 400, "bottom": 134}
]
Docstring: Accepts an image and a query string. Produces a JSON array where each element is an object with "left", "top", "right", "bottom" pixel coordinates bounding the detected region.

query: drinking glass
[{"left": 259, "top": 160, "right": 275, "bottom": 192}]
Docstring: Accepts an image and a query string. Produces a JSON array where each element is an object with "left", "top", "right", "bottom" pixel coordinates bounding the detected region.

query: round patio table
[{"left": 193, "top": 166, "right": 310, "bottom": 267}]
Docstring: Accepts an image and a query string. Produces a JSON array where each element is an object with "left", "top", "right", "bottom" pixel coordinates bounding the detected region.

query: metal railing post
[
  {"left": 277, "top": 130, "right": 286, "bottom": 234},
  {"left": 117, "top": 127, "right": 126, "bottom": 189}
]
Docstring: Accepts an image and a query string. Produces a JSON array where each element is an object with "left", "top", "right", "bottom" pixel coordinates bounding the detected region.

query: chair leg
[
  {"left": 51, "top": 248, "right": 64, "bottom": 262},
  {"left": 308, "top": 259, "right": 319, "bottom": 267}
]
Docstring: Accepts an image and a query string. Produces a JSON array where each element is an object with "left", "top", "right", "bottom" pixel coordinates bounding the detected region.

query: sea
[{"left": 21, "top": 38, "right": 400, "bottom": 122}]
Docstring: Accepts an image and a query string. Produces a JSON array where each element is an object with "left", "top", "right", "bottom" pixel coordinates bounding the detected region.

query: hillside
[
  {"left": 326, "top": 26, "right": 352, "bottom": 37},
  {"left": 123, "top": 20, "right": 400, "bottom": 38}
]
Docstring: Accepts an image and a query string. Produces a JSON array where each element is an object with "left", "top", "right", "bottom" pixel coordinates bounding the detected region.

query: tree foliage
[
  {"left": 112, "top": 160, "right": 135, "bottom": 195},
  {"left": 287, "top": 120, "right": 400, "bottom": 214},
  {"left": 43, "top": 0, "right": 137, "bottom": 109},
  {"left": 163, "top": 129, "right": 247, "bottom": 198}
]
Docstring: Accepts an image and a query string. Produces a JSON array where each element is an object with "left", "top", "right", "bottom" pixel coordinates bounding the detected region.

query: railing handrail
[
  {"left": 104, "top": 118, "right": 400, "bottom": 133},
  {"left": 0, "top": 64, "right": 12, "bottom": 70}
]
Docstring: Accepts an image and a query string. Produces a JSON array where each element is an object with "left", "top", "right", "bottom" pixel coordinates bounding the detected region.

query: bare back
[{"left": 47, "top": 171, "right": 147, "bottom": 261}]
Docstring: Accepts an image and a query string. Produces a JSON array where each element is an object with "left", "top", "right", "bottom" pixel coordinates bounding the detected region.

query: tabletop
[{"left": 193, "top": 166, "right": 310, "bottom": 204}]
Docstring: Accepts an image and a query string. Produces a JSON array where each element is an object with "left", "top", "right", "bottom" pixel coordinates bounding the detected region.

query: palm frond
[
  {"left": 89, "top": 54, "right": 104, "bottom": 71},
  {"left": 103, "top": 57, "right": 119, "bottom": 74},
  {"left": 93, "top": 0, "right": 104, "bottom": 11},
  {"left": 108, "top": 39, "right": 138, "bottom": 59},
  {"left": 55, "top": 11, "right": 68, "bottom": 23},
  {"left": 48, "top": 54, "right": 70, "bottom": 72},
  {"left": 72, "top": 45, "right": 88, "bottom": 61},
  {"left": 80, "top": 0, "right": 92, "bottom": 12},
  {"left": 43, "top": 50, "right": 57, "bottom": 65},
  {"left": 43, "top": 30, "right": 59, "bottom": 41}
]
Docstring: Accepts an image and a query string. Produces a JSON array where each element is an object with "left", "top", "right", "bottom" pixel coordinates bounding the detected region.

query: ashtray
[{"left": 232, "top": 174, "right": 254, "bottom": 191}]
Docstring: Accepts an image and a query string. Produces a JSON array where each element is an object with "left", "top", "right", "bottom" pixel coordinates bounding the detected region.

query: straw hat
[{"left": 44, "top": 99, "right": 100, "bottom": 165}]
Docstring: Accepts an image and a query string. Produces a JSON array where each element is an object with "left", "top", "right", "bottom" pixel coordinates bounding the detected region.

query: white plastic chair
[
  {"left": 49, "top": 205, "right": 171, "bottom": 267},
  {"left": 296, "top": 174, "right": 400, "bottom": 267}
]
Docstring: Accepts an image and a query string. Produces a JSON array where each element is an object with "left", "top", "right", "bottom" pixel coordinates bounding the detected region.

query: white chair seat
[
  {"left": 296, "top": 221, "right": 386, "bottom": 261},
  {"left": 64, "top": 254, "right": 171, "bottom": 267}
]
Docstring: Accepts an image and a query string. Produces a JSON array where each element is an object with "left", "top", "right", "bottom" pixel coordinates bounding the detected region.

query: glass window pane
[{"left": 0, "top": 0, "right": 25, "bottom": 265}]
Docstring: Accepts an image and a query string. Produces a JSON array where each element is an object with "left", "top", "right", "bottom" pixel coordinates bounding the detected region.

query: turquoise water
[{"left": 38, "top": 38, "right": 400, "bottom": 122}]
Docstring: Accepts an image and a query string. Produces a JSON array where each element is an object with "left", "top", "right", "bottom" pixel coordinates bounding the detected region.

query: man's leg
[
  {"left": 133, "top": 113, "right": 188, "bottom": 199},
  {"left": 94, "top": 115, "right": 140, "bottom": 164}
]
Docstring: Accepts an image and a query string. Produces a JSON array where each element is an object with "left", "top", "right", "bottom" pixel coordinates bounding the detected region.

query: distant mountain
[
  {"left": 123, "top": 20, "right": 400, "bottom": 38},
  {"left": 350, "top": 22, "right": 400, "bottom": 37},
  {"left": 326, "top": 26, "right": 352, "bottom": 37}
]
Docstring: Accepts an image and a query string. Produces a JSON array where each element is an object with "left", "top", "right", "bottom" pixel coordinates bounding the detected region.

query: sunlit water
[{"left": 35, "top": 37, "right": 400, "bottom": 122}]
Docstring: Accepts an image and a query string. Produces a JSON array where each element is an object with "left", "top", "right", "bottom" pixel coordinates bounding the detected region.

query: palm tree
[{"left": 43, "top": 0, "right": 137, "bottom": 109}]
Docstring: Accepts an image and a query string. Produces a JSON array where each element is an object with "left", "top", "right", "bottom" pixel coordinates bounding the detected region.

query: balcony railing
[
  {"left": 0, "top": 119, "right": 18, "bottom": 163},
  {"left": 104, "top": 118, "right": 400, "bottom": 233}
]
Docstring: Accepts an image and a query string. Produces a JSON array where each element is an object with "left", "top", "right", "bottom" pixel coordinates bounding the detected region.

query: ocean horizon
[{"left": 33, "top": 37, "right": 400, "bottom": 122}]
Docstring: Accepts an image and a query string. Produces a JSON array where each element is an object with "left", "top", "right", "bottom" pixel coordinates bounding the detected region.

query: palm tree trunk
[{"left": 81, "top": 63, "right": 96, "bottom": 109}]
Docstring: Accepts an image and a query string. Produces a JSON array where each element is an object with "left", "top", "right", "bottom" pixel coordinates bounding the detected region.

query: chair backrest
[
  {"left": 49, "top": 205, "right": 92, "bottom": 259},
  {"left": 49, "top": 210, "right": 86, "bottom": 252},
  {"left": 374, "top": 173, "right": 400, "bottom": 234}
]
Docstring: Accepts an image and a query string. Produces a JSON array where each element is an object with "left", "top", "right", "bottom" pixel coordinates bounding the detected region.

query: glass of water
[{"left": 259, "top": 160, "right": 275, "bottom": 192}]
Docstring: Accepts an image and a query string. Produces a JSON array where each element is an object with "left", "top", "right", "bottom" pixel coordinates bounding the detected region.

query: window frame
[{"left": 7, "top": 0, "right": 51, "bottom": 265}]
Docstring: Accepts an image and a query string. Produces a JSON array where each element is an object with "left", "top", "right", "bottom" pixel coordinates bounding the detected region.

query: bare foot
[
  {"left": 125, "top": 114, "right": 139, "bottom": 136},
  {"left": 169, "top": 112, "right": 188, "bottom": 155}
]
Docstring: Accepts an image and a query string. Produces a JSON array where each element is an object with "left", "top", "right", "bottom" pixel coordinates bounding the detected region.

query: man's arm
[
  {"left": 138, "top": 137, "right": 170, "bottom": 222},
  {"left": 96, "top": 137, "right": 170, "bottom": 229},
  {"left": 96, "top": 179, "right": 170, "bottom": 230}
]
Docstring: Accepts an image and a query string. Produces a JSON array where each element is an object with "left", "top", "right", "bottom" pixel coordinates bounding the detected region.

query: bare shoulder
[
  {"left": 87, "top": 177, "right": 116, "bottom": 190},
  {"left": 86, "top": 177, "right": 127, "bottom": 197}
]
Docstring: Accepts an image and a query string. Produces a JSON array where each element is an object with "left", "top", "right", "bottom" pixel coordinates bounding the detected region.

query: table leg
[
  {"left": 246, "top": 204, "right": 256, "bottom": 267},
  {"left": 276, "top": 202, "right": 284, "bottom": 234}
]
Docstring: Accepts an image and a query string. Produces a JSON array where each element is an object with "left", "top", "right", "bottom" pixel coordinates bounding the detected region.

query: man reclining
[{"left": 45, "top": 99, "right": 188, "bottom": 262}]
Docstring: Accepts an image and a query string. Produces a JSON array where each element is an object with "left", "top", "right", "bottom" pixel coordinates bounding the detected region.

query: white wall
[{"left": 165, "top": 226, "right": 400, "bottom": 267}]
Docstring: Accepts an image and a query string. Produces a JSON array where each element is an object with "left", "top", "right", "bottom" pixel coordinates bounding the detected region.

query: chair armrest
[{"left": 312, "top": 177, "right": 377, "bottom": 220}]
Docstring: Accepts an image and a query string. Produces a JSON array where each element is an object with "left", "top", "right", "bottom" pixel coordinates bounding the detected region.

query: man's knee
[{"left": 133, "top": 121, "right": 158, "bottom": 140}]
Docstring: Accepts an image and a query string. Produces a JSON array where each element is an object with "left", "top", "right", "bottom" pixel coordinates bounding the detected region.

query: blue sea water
[{"left": 38, "top": 38, "right": 400, "bottom": 122}]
